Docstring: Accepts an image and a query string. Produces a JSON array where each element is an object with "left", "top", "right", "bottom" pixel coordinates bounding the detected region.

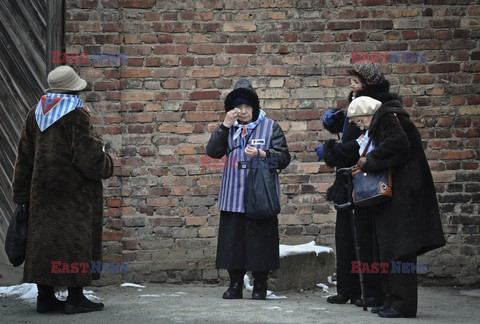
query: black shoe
[
  {"left": 378, "top": 307, "right": 416, "bottom": 318},
  {"left": 36, "top": 296, "right": 65, "bottom": 313},
  {"left": 222, "top": 281, "right": 243, "bottom": 299},
  {"left": 65, "top": 294, "right": 104, "bottom": 314},
  {"left": 327, "top": 295, "right": 357, "bottom": 304},
  {"left": 252, "top": 280, "right": 267, "bottom": 300},
  {"left": 371, "top": 305, "right": 390, "bottom": 314},
  {"left": 354, "top": 297, "right": 384, "bottom": 307}
]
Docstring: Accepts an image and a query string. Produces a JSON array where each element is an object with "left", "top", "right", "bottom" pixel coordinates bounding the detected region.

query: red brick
[
  {"left": 428, "top": 63, "right": 461, "bottom": 73},
  {"left": 153, "top": 45, "right": 187, "bottom": 55},
  {"left": 103, "top": 232, "right": 123, "bottom": 241},
  {"left": 225, "top": 45, "right": 257, "bottom": 54},
  {"left": 119, "top": 0, "right": 154, "bottom": 8},
  {"left": 107, "top": 198, "right": 123, "bottom": 208},
  {"left": 189, "top": 91, "right": 221, "bottom": 100}
]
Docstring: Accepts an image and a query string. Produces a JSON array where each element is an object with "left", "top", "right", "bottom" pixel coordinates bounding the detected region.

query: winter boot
[
  {"left": 65, "top": 287, "right": 104, "bottom": 314},
  {"left": 36, "top": 285, "right": 65, "bottom": 313},
  {"left": 222, "top": 269, "right": 246, "bottom": 299},
  {"left": 252, "top": 271, "right": 268, "bottom": 300}
]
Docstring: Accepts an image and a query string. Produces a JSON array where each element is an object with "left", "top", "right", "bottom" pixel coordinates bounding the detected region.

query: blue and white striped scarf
[{"left": 35, "top": 93, "right": 84, "bottom": 132}]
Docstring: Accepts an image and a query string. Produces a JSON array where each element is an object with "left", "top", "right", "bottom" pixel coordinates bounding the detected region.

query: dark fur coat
[
  {"left": 363, "top": 100, "right": 446, "bottom": 262},
  {"left": 12, "top": 107, "right": 113, "bottom": 287}
]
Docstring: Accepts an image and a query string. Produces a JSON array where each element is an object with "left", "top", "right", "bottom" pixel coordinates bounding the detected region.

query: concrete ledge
[
  {"left": 269, "top": 242, "right": 335, "bottom": 291},
  {"left": 0, "top": 262, "right": 23, "bottom": 286}
]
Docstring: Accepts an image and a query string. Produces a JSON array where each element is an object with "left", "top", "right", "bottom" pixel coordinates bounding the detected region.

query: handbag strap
[{"left": 360, "top": 130, "right": 375, "bottom": 158}]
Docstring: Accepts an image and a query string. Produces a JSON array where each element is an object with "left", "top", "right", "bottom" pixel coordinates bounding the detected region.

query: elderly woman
[
  {"left": 12, "top": 66, "right": 114, "bottom": 314},
  {"left": 206, "top": 79, "right": 290, "bottom": 300},
  {"left": 347, "top": 96, "right": 445, "bottom": 318}
]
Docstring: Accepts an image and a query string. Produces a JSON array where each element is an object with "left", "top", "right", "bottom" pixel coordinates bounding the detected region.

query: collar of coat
[{"left": 369, "top": 100, "right": 410, "bottom": 133}]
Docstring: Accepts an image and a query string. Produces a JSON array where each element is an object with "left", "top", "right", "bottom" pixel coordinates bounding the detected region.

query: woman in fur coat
[
  {"left": 12, "top": 66, "right": 114, "bottom": 314},
  {"left": 348, "top": 96, "right": 445, "bottom": 318},
  {"left": 317, "top": 63, "right": 396, "bottom": 307}
]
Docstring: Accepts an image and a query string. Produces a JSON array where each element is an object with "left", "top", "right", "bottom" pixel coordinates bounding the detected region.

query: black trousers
[
  {"left": 216, "top": 211, "right": 279, "bottom": 272},
  {"left": 335, "top": 208, "right": 383, "bottom": 299},
  {"left": 381, "top": 252, "right": 418, "bottom": 316}
]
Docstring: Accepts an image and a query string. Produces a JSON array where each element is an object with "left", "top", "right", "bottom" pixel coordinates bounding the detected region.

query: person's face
[
  {"left": 350, "top": 115, "right": 373, "bottom": 130},
  {"left": 350, "top": 76, "right": 363, "bottom": 94},
  {"left": 236, "top": 104, "right": 253, "bottom": 124}
]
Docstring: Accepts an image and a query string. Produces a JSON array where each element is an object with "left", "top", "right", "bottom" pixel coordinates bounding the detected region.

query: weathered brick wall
[{"left": 64, "top": 0, "right": 479, "bottom": 286}]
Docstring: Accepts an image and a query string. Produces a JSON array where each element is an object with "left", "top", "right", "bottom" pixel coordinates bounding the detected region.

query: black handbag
[
  {"left": 244, "top": 160, "right": 281, "bottom": 219},
  {"left": 352, "top": 134, "right": 392, "bottom": 207},
  {"left": 5, "top": 203, "right": 28, "bottom": 267}
]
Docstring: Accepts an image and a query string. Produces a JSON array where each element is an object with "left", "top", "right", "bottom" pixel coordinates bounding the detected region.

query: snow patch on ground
[
  {"left": 0, "top": 283, "right": 99, "bottom": 301},
  {"left": 279, "top": 241, "right": 333, "bottom": 257},
  {"left": 327, "top": 275, "right": 337, "bottom": 286},
  {"left": 243, "top": 274, "right": 287, "bottom": 299},
  {"left": 316, "top": 283, "right": 330, "bottom": 293},
  {"left": 0, "top": 283, "right": 37, "bottom": 301},
  {"left": 121, "top": 283, "right": 146, "bottom": 289},
  {"left": 139, "top": 292, "right": 187, "bottom": 298}
]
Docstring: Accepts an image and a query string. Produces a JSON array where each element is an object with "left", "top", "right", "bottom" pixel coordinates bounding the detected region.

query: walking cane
[
  {"left": 335, "top": 167, "right": 367, "bottom": 311},
  {"left": 350, "top": 209, "right": 368, "bottom": 311}
]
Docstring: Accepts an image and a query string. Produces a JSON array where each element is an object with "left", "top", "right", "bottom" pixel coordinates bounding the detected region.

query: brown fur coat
[{"left": 12, "top": 106, "right": 113, "bottom": 287}]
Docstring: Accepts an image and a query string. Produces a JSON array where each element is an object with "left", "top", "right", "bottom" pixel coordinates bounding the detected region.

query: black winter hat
[{"left": 224, "top": 78, "right": 260, "bottom": 122}]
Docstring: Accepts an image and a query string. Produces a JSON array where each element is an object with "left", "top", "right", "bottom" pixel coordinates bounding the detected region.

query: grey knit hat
[{"left": 349, "top": 63, "right": 384, "bottom": 86}]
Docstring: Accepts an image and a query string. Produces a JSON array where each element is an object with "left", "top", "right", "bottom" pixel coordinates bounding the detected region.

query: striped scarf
[{"left": 35, "top": 93, "right": 84, "bottom": 132}]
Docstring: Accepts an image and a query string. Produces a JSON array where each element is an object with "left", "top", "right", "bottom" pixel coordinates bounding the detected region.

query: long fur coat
[{"left": 12, "top": 107, "right": 113, "bottom": 287}]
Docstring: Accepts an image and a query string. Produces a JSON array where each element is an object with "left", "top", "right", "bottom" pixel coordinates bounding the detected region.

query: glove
[
  {"left": 322, "top": 108, "right": 346, "bottom": 134},
  {"left": 315, "top": 144, "right": 325, "bottom": 161}
]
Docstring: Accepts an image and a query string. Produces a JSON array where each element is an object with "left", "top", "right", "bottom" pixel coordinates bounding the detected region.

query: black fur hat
[{"left": 224, "top": 78, "right": 260, "bottom": 122}]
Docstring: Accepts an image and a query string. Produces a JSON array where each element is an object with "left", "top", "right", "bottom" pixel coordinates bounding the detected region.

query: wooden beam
[{"left": 46, "top": 0, "right": 65, "bottom": 79}]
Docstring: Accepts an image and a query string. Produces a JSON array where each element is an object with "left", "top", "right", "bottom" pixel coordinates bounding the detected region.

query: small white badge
[{"left": 251, "top": 139, "right": 265, "bottom": 146}]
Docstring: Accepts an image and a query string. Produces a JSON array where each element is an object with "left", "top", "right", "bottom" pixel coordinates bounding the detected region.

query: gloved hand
[{"left": 315, "top": 144, "right": 325, "bottom": 161}]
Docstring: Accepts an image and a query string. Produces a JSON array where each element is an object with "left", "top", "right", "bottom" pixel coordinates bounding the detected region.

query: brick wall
[{"left": 64, "top": 0, "right": 480, "bottom": 286}]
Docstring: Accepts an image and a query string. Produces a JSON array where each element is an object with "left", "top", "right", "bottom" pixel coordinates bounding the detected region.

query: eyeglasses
[{"left": 351, "top": 117, "right": 364, "bottom": 126}]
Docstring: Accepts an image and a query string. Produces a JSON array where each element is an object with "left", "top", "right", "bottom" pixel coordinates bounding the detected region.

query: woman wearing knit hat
[
  {"left": 349, "top": 96, "right": 445, "bottom": 318},
  {"left": 12, "top": 65, "right": 114, "bottom": 314},
  {"left": 315, "top": 63, "right": 395, "bottom": 308},
  {"left": 206, "top": 78, "right": 291, "bottom": 300}
]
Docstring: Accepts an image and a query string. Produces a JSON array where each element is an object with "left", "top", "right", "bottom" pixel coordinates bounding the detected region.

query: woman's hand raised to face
[{"left": 222, "top": 108, "right": 240, "bottom": 128}]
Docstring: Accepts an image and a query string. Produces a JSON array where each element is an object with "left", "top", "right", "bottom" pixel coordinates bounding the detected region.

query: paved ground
[{"left": 1, "top": 283, "right": 479, "bottom": 323}]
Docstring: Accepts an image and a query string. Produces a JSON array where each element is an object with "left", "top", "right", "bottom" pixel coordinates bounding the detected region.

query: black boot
[
  {"left": 222, "top": 270, "right": 245, "bottom": 299},
  {"left": 37, "top": 284, "right": 65, "bottom": 313},
  {"left": 65, "top": 287, "right": 104, "bottom": 314},
  {"left": 252, "top": 271, "right": 268, "bottom": 300}
]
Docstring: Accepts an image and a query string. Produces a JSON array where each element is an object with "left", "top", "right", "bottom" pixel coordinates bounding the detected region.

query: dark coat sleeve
[
  {"left": 206, "top": 124, "right": 230, "bottom": 159},
  {"left": 12, "top": 109, "right": 36, "bottom": 203},
  {"left": 323, "top": 139, "right": 360, "bottom": 168},
  {"left": 64, "top": 108, "right": 114, "bottom": 180},
  {"left": 266, "top": 122, "right": 291, "bottom": 170},
  {"left": 362, "top": 113, "right": 410, "bottom": 172}
]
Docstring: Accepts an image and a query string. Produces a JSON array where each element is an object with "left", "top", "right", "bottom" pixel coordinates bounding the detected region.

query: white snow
[
  {"left": 279, "top": 241, "right": 333, "bottom": 257},
  {"left": 316, "top": 283, "right": 330, "bottom": 293},
  {"left": 327, "top": 276, "right": 337, "bottom": 286},
  {"left": 243, "top": 274, "right": 287, "bottom": 299},
  {"left": 0, "top": 284, "right": 99, "bottom": 301},
  {"left": 0, "top": 283, "right": 37, "bottom": 301},
  {"left": 120, "top": 283, "right": 146, "bottom": 288}
]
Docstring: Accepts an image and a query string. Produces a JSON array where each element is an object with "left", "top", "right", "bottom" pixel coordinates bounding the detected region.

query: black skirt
[{"left": 216, "top": 211, "right": 279, "bottom": 272}]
